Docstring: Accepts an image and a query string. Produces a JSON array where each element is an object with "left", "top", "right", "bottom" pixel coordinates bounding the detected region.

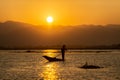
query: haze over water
[{"left": 0, "top": 49, "right": 120, "bottom": 80}]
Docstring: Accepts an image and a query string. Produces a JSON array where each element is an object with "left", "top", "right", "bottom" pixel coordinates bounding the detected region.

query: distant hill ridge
[{"left": 0, "top": 21, "right": 120, "bottom": 48}]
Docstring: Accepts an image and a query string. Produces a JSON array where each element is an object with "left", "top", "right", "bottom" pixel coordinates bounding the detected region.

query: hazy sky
[{"left": 0, "top": 0, "right": 120, "bottom": 25}]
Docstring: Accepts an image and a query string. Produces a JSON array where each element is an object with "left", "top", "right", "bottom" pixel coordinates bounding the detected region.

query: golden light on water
[
  {"left": 43, "top": 49, "right": 58, "bottom": 57},
  {"left": 41, "top": 63, "right": 59, "bottom": 80},
  {"left": 40, "top": 49, "right": 60, "bottom": 80}
]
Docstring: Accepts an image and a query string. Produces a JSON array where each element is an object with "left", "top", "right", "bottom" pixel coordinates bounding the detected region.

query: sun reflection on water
[
  {"left": 39, "top": 49, "right": 61, "bottom": 80},
  {"left": 43, "top": 49, "right": 59, "bottom": 57},
  {"left": 40, "top": 62, "right": 60, "bottom": 80}
]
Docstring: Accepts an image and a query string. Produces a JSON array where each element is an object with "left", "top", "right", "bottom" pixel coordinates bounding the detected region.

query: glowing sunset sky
[{"left": 0, "top": 0, "right": 120, "bottom": 25}]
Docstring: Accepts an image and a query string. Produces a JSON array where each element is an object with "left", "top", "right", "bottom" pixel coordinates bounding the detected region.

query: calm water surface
[{"left": 0, "top": 49, "right": 120, "bottom": 80}]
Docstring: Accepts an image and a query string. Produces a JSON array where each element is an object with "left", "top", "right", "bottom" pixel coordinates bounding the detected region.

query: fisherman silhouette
[{"left": 61, "top": 45, "right": 67, "bottom": 61}]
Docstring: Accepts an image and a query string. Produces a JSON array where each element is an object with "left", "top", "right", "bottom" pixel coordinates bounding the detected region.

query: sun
[{"left": 46, "top": 16, "right": 53, "bottom": 23}]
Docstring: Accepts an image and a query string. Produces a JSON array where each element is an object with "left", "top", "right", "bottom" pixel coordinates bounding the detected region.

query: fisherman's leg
[{"left": 62, "top": 53, "right": 65, "bottom": 61}]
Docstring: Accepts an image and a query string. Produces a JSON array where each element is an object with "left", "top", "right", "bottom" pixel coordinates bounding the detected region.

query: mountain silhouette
[{"left": 0, "top": 21, "right": 120, "bottom": 48}]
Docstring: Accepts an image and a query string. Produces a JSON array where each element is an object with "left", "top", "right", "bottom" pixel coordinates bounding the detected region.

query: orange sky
[{"left": 0, "top": 0, "right": 120, "bottom": 25}]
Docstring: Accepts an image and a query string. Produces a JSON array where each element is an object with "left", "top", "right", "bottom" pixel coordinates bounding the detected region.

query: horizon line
[{"left": 0, "top": 20, "right": 120, "bottom": 26}]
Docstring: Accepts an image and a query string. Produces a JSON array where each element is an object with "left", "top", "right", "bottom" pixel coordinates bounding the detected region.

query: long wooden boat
[{"left": 43, "top": 56, "right": 63, "bottom": 62}]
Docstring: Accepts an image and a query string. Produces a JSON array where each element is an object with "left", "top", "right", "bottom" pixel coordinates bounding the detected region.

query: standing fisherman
[{"left": 61, "top": 45, "right": 67, "bottom": 61}]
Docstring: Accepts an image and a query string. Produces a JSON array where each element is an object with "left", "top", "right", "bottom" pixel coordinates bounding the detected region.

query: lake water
[{"left": 0, "top": 49, "right": 120, "bottom": 80}]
